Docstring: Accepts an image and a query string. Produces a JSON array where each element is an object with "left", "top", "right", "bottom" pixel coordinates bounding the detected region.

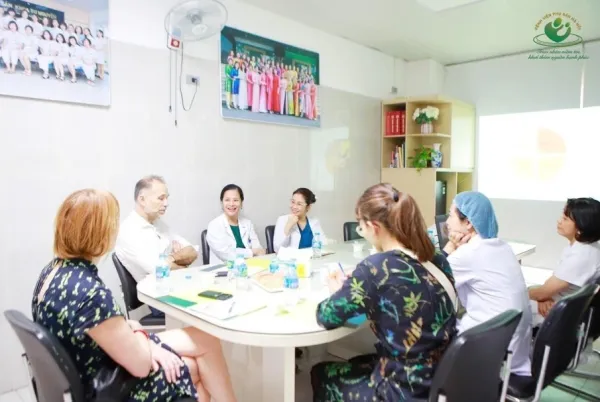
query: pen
[
  {"left": 228, "top": 301, "right": 236, "bottom": 314},
  {"left": 337, "top": 262, "right": 346, "bottom": 276}
]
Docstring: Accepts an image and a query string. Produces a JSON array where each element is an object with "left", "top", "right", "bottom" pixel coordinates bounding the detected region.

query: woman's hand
[
  {"left": 327, "top": 270, "right": 349, "bottom": 294},
  {"left": 284, "top": 214, "right": 299, "bottom": 236},
  {"left": 252, "top": 248, "right": 266, "bottom": 256},
  {"left": 538, "top": 300, "right": 555, "bottom": 318},
  {"left": 443, "top": 231, "right": 472, "bottom": 255},
  {"left": 150, "top": 342, "right": 185, "bottom": 383}
]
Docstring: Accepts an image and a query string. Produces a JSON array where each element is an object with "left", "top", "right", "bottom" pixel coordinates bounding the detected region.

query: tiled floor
[
  {"left": 0, "top": 370, "right": 600, "bottom": 402},
  {"left": 3, "top": 352, "right": 600, "bottom": 401}
]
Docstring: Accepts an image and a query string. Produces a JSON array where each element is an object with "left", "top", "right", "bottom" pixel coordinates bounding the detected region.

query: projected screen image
[{"left": 478, "top": 107, "right": 599, "bottom": 201}]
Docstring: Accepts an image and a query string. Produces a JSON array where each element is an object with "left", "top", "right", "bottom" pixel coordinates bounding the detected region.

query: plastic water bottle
[
  {"left": 226, "top": 259, "right": 235, "bottom": 281},
  {"left": 312, "top": 232, "right": 323, "bottom": 258},
  {"left": 282, "top": 261, "right": 300, "bottom": 307},
  {"left": 155, "top": 253, "right": 171, "bottom": 294},
  {"left": 269, "top": 258, "right": 279, "bottom": 274},
  {"left": 234, "top": 254, "right": 250, "bottom": 290}
]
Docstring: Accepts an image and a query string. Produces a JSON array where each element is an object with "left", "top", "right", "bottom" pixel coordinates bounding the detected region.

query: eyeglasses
[{"left": 290, "top": 199, "right": 307, "bottom": 207}]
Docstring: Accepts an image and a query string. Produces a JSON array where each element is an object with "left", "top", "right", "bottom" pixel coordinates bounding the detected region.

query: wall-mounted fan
[{"left": 164, "top": 0, "right": 228, "bottom": 126}]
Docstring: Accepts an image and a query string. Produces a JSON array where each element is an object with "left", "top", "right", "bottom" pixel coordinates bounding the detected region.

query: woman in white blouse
[
  {"left": 444, "top": 191, "right": 532, "bottom": 376},
  {"left": 94, "top": 29, "right": 107, "bottom": 80},
  {"left": 38, "top": 30, "right": 56, "bottom": 79},
  {"left": 20, "top": 25, "right": 39, "bottom": 76},
  {"left": 1, "top": 21, "right": 21, "bottom": 74},
  {"left": 80, "top": 37, "right": 97, "bottom": 85},
  {"left": 529, "top": 198, "right": 600, "bottom": 324},
  {"left": 274, "top": 187, "right": 325, "bottom": 253},
  {"left": 67, "top": 36, "right": 82, "bottom": 83},
  {"left": 206, "top": 184, "right": 265, "bottom": 264},
  {"left": 54, "top": 33, "right": 69, "bottom": 81}
]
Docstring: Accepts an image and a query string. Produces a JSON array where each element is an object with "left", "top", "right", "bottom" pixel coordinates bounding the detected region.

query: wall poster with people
[
  {"left": 0, "top": 0, "right": 110, "bottom": 106},
  {"left": 220, "top": 26, "right": 321, "bottom": 128}
]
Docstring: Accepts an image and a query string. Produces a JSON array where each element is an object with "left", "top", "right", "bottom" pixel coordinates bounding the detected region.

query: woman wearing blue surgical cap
[{"left": 444, "top": 191, "right": 533, "bottom": 377}]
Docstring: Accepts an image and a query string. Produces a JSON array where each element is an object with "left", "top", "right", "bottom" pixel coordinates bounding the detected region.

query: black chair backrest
[
  {"left": 5, "top": 310, "right": 85, "bottom": 402},
  {"left": 429, "top": 310, "right": 522, "bottom": 402},
  {"left": 531, "top": 283, "right": 596, "bottom": 387},
  {"left": 343, "top": 222, "right": 360, "bottom": 242},
  {"left": 434, "top": 214, "right": 449, "bottom": 250},
  {"left": 200, "top": 229, "right": 210, "bottom": 265},
  {"left": 265, "top": 225, "right": 275, "bottom": 254},
  {"left": 112, "top": 253, "right": 143, "bottom": 311}
]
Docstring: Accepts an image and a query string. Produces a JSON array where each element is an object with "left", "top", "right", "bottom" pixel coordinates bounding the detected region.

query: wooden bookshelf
[{"left": 381, "top": 95, "right": 476, "bottom": 226}]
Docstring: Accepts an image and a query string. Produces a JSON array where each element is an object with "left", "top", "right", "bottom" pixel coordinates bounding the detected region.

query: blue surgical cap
[{"left": 454, "top": 191, "right": 499, "bottom": 239}]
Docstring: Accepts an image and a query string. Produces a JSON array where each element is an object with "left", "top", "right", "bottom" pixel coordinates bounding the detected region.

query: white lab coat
[
  {"left": 447, "top": 235, "right": 533, "bottom": 376},
  {"left": 206, "top": 214, "right": 262, "bottom": 264},
  {"left": 273, "top": 214, "right": 325, "bottom": 252}
]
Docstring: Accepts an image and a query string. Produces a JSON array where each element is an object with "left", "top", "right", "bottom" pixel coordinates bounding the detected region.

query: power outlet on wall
[{"left": 186, "top": 75, "right": 200, "bottom": 85}]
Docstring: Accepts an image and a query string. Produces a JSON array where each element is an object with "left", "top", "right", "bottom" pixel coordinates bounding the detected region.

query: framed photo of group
[
  {"left": 220, "top": 26, "right": 321, "bottom": 128},
  {"left": 0, "top": 0, "right": 110, "bottom": 106}
]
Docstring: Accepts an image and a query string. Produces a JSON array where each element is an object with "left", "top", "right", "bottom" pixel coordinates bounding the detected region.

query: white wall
[
  {"left": 443, "top": 46, "right": 594, "bottom": 269},
  {"left": 0, "top": 0, "right": 403, "bottom": 394},
  {"left": 112, "top": 0, "right": 401, "bottom": 100}
]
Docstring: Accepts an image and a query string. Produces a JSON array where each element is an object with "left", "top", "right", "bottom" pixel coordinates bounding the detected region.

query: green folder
[{"left": 157, "top": 295, "right": 198, "bottom": 308}]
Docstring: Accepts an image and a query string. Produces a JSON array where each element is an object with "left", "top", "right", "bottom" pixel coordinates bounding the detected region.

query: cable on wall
[{"left": 179, "top": 41, "right": 199, "bottom": 112}]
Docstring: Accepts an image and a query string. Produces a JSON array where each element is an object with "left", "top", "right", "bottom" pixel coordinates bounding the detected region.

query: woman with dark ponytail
[
  {"left": 273, "top": 187, "right": 326, "bottom": 252},
  {"left": 311, "top": 183, "right": 457, "bottom": 401}
]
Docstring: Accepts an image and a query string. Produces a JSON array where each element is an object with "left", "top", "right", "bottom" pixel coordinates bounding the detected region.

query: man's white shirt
[{"left": 115, "top": 211, "right": 191, "bottom": 282}]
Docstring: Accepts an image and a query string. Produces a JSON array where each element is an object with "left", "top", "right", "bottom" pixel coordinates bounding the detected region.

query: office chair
[
  {"left": 434, "top": 214, "right": 449, "bottom": 250},
  {"left": 506, "top": 284, "right": 596, "bottom": 402},
  {"left": 200, "top": 229, "right": 210, "bottom": 265},
  {"left": 265, "top": 225, "right": 275, "bottom": 254},
  {"left": 552, "top": 270, "right": 600, "bottom": 399},
  {"left": 416, "top": 310, "right": 522, "bottom": 402},
  {"left": 343, "top": 222, "right": 360, "bottom": 242},
  {"left": 4, "top": 310, "right": 195, "bottom": 402},
  {"left": 112, "top": 253, "right": 164, "bottom": 330}
]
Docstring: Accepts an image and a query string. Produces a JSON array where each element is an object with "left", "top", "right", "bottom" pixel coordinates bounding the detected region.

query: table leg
[{"left": 262, "top": 346, "right": 296, "bottom": 402}]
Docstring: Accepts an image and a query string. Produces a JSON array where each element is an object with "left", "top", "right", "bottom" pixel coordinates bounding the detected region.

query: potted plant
[
  {"left": 412, "top": 106, "right": 440, "bottom": 134},
  {"left": 409, "top": 146, "right": 434, "bottom": 171}
]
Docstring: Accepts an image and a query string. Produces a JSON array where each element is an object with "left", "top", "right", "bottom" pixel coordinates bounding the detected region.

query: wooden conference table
[{"left": 138, "top": 240, "right": 537, "bottom": 402}]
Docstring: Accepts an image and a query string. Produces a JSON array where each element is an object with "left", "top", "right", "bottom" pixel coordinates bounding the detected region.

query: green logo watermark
[{"left": 529, "top": 12, "right": 588, "bottom": 61}]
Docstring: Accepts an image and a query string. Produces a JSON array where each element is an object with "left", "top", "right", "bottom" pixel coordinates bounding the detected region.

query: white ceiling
[{"left": 240, "top": 0, "right": 600, "bottom": 64}]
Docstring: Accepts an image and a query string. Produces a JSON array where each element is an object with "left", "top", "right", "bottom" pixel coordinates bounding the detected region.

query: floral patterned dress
[
  {"left": 311, "top": 250, "right": 457, "bottom": 401},
  {"left": 31, "top": 258, "right": 198, "bottom": 402}
]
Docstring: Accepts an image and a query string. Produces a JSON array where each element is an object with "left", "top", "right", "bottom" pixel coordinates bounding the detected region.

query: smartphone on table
[{"left": 198, "top": 290, "right": 233, "bottom": 301}]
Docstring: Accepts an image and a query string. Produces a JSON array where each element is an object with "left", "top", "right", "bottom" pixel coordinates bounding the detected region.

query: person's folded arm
[
  {"left": 529, "top": 275, "right": 569, "bottom": 301},
  {"left": 316, "top": 262, "right": 372, "bottom": 330},
  {"left": 171, "top": 246, "right": 198, "bottom": 267}
]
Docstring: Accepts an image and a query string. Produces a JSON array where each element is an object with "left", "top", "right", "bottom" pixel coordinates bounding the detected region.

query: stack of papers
[{"left": 189, "top": 296, "right": 267, "bottom": 320}]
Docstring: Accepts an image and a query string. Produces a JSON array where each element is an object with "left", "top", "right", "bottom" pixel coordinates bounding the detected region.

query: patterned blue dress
[
  {"left": 311, "top": 250, "right": 457, "bottom": 401},
  {"left": 31, "top": 258, "right": 198, "bottom": 402}
]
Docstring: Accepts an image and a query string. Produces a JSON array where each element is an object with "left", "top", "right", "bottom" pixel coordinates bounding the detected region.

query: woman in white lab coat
[
  {"left": 1, "top": 21, "right": 21, "bottom": 74},
  {"left": 529, "top": 198, "right": 600, "bottom": 325},
  {"left": 444, "top": 191, "right": 533, "bottom": 376},
  {"left": 29, "top": 15, "right": 43, "bottom": 37},
  {"left": 20, "top": 25, "right": 39, "bottom": 76},
  {"left": 206, "top": 184, "right": 265, "bottom": 264},
  {"left": 15, "top": 9, "right": 30, "bottom": 32},
  {"left": 274, "top": 187, "right": 325, "bottom": 253}
]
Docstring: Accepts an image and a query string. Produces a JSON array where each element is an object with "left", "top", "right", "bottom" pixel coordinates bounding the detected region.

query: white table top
[{"left": 138, "top": 240, "right": 537, "bottom": 347}]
